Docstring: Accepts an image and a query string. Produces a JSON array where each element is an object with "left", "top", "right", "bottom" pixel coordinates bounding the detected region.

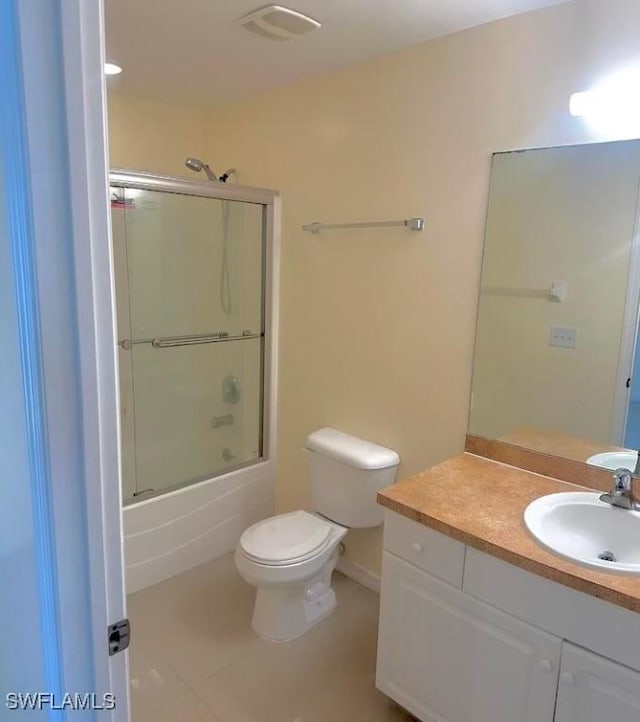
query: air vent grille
[{"left": 238, "top": 5, "right": 321, "bottom": 41}]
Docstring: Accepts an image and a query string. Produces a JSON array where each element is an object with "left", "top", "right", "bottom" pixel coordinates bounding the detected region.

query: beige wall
[
  {"left": 470, "top": 142, "right": 640, "bottom": 444},
  {"left": 107, "top": 92, "right": 206, "bottom": 177},
  {"left": 200, "top": 0, "right": 640, "bottom": 575},
  {"left": 106, "top": 0, "right": 640, "bottom": 575}
]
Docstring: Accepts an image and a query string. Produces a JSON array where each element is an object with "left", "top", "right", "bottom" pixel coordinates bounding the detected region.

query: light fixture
[
  {"left": 570, "top": 67, "right": 640, "bottom": 139},
  {"left": 238, "top": 5, "right": 321, "bottom": 41},
  {"left": 104, "top": 63, "right": 122, "bottom": 76}
]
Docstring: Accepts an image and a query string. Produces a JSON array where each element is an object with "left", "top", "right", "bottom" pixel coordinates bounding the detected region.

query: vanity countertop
[{"left": 377, "top": 453, "right": 640, "bottom": 613}]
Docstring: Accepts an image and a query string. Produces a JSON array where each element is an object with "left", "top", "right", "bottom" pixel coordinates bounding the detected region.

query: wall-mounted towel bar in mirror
[{"left": 480, "top": 280, "right": 567, "bottom": 302}]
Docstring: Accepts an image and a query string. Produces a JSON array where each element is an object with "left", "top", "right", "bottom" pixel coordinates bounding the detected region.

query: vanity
[
  {"left": 375, "top": 139, "right": 640, "bottom": 722},
  {"left": 375, "top": 453, "right": 640, "bottom": 722}
]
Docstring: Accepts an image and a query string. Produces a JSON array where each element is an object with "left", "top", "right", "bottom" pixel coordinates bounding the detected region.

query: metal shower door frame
[{"left": 109, "top": 169, "right": 280, "bottom": 485}]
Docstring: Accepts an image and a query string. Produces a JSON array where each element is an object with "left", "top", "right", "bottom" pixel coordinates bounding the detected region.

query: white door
[
  {"left": 555, "top": 642, "right": 640, "bottom": 722},
  {"left": 0, "top": 0, "right": 129, "bottom": 719},
  {"left": 376, "top": 552, "right": 561, "bottom": 722}
]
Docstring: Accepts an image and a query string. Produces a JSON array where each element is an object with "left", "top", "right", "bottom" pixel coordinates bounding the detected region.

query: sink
[
  {"left": 524, "top": 492, "right": 640, "bottom": 574},
  {"left": 586, "top": 451, "right": 637, "bottom": 471}
]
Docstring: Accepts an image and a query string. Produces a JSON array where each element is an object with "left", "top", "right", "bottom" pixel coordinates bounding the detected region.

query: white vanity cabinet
[
  {"left": 376, "top": 510, "right": 640, "bottom": 722},
  {"left": 377, "top": 552, "right": 561, "bottom": 722}
]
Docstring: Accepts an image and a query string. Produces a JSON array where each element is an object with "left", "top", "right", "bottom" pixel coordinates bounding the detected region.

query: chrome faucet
[{"left": 599, "top": 468, "right": 640, "bottom": 511}]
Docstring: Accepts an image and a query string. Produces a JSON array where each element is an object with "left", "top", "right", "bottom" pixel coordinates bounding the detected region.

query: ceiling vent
[{"left": 238, "top": 5, "right": 321, "bottom": 41}]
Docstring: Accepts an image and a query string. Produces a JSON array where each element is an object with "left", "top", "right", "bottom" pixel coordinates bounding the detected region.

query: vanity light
[
  {"left": 104, "top": 63, "right": 122, "bottom": 76},
  {"left": 568, "top": 91, "right": 591, "bottom": 118},
  {"left": 570, "top": 67, "right": 640, "bottom": 138}
]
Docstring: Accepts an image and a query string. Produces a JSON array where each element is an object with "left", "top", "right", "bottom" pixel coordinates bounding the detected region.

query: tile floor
[{"left": 127, "top": 553, "right": 415, "bottom": 722}]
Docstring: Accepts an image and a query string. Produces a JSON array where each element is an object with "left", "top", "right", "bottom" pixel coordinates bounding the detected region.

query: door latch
[{"left": 108, "top": 619, "right": 131, "bottom": 656}]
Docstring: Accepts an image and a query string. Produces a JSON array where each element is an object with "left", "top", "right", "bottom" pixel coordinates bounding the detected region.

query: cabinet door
[
  {"left": 555, "top": 642, "right": 640, "bottom": 722},
  {"left": 376, "top": 552, "right": 561, "bottom": 722}
]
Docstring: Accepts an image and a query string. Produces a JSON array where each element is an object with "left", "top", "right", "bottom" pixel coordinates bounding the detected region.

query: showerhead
[{"left": 185, "top": 157, "right": 217, "bottom": 182}]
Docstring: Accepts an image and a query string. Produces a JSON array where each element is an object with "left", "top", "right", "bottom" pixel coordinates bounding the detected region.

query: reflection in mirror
[{"left": 469, "top": 140, "right": 640, "bottom": 472}]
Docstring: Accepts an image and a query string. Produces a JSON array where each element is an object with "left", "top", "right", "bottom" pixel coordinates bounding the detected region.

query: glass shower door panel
[
  {"left": 130, "top": 337, "right": 263, "bottom": 495},
  {"left": 122, "top": 190, "right": 264, "bottom": 340},
  {"left": 224, "top": 198, "right": 264, "bottom": 336}
]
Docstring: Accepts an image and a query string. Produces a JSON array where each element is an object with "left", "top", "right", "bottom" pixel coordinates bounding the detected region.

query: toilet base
[{"left": 251, "top": 552, "right": 339, "bottom": 642}]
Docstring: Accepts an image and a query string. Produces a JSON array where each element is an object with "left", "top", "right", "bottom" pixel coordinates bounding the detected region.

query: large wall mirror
[{"left": 469, "top": 139, "right": 640, "bottom": 472}]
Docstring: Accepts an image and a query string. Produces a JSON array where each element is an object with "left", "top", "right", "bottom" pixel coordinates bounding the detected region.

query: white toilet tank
[{"left": 305, "top": 428, "right": 400, "bottom": 528}]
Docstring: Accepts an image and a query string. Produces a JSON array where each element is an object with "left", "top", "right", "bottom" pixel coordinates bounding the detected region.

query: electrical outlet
[{"left": 549, "top": 326, "right": 577, "bottom": 348}]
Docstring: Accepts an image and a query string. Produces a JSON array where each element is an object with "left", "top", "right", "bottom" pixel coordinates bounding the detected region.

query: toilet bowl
[
  {"left": 235, "top": 510, "right": 347, "bottom": 642},
  {"left": 235, "top": 428, "right": 400, "bottom": 642}
]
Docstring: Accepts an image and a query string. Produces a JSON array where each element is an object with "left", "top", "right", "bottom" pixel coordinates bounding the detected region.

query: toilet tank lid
[{"left": 305, "top": 428, "right": 400, "bottom": 470}]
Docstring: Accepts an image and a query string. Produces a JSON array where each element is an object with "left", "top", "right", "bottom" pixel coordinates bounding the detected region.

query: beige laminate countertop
[{"left": 377, "top": 453, "right": 640, "bottom": 614}]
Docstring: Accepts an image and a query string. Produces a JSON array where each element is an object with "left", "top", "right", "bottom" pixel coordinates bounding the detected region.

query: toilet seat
[{"left": 239, "top": 510, "right": 333, "bottom": 566}]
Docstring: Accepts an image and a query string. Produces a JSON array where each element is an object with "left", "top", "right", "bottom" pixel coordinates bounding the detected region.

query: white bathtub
[{"left": 123, "top": 461, "right": 275, "bottom": 593}]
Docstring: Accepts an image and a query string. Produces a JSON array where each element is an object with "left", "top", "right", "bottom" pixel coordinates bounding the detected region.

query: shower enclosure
[{"left": 110, "top": 170, "right": 278, "bottom": 591}]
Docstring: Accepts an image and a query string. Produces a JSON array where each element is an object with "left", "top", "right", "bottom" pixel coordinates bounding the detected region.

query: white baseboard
[{"left": 336, "top": 557, "right": 381, "bottom": 594}]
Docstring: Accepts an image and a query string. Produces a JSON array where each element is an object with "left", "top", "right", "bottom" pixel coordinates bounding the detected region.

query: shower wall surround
[{"left": 110, "top": 170, "right": 279, "bottom": 592}]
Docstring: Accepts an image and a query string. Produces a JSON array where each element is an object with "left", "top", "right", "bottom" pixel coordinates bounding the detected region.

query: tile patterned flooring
[{"left": 127, "top": 553, "right": 415, "bottom": 722}]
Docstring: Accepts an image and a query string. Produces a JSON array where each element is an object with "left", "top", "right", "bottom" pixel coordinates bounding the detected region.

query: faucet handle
[
  {"left": 612, "top": 468, "right": 633, "bottom": 495},
  {"left": 600, "top": 468, "right": 640, "bottom": 510}
]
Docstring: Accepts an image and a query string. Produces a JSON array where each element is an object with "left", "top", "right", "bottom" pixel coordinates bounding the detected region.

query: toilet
[{"left": 235, "top": 427, "right": 400, "bottom": 642}]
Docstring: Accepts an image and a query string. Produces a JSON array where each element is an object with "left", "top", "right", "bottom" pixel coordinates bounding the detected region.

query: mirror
[{"left": 469, "top": 139, "right": 640, "bottom": 471}]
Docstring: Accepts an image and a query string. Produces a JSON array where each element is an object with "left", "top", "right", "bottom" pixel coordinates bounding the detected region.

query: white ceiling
[{"left": 105, "top": 0, "right": 570, "bottom": 107}]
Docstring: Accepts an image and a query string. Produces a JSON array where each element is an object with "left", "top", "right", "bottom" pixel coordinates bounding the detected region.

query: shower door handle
[{"left": 152, "top": 332, "right": 229, "bottom": 348}]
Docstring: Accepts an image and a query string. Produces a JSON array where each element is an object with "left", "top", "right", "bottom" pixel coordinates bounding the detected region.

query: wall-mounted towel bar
[{"left": 302, "top": 217, "right": 425, "bottom": 234}]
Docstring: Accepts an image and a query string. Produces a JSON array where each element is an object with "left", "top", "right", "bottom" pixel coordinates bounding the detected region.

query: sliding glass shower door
[{"left": 110, "top": 178, "right": 267, "bottom": 503}]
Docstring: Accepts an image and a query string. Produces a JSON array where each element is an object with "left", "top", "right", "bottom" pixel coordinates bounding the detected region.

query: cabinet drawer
[{"left": 382, "top": 509, "right": 465, "bottom": 587}]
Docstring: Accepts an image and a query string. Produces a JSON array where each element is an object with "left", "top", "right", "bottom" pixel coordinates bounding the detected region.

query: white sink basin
[
  {"left": 586, "top": 451, "right": 637, "bottom": 471},
  {"left": 524, "top": 492, "right": 640, "bottom": 574}
]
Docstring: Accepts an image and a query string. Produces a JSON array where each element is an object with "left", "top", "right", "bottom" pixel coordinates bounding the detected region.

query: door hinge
[{"left": 108, "top": 619, "right": 130, "bottom": 656}]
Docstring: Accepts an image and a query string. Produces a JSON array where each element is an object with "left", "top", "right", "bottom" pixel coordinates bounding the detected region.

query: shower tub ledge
[{"left": 123, "top": 462, "right": 275, "bottom": 593}]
